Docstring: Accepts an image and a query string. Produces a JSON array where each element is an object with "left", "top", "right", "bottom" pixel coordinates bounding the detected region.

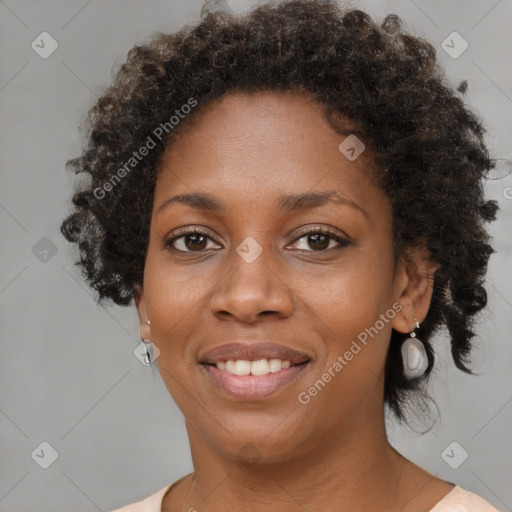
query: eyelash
[{"left": 163, "top": 226, "right": 351, "bottom": 253}]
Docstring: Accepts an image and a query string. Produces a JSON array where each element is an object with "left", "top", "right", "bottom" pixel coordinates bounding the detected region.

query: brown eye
[
  {"left": 181, "top": 233, "right": 208, "bottom": 251},
  {"left": 288, "top": 229, "right": 350, "bottom": 252},
  {"left": 164, "top": 228, "right": 220, "bottom": 252},
  {"left": 306, "top": 233, "right": 330, "bottom": 251}
]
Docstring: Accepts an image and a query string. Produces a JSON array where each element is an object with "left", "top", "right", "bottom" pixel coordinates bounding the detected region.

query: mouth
[{"left": 198, "top": 342, "right": 312, "bottom": 400}]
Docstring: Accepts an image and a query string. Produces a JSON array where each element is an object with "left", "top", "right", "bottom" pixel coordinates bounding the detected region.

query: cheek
[
  {"left": 300, "top": 249, "right": 394, "bottom": 338},
  {"left": 297, "top": 250, "right": 395, "bottom": 395},
  {"left": 143, "top": 253, "right": 216, "bottom": 360},
  {"left": 144, "top": 261, "right": 212, "bottom": 413}
]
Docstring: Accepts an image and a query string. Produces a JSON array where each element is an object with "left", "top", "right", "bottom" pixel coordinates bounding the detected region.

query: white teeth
[
  {"left": 268, "top": 358, "right": 283, "bottom": 372},
  {"left": 234, "top": 360, "right": 251, "bottom": 375},
  {"left": 225, "top": 360, "right": 236, "bottom": 373},
  {"left": 217, "top": 358, "right": 293, "bottom": 375},
  {"left": 251, "top": 359, "right": 269, "bottom": 376}
]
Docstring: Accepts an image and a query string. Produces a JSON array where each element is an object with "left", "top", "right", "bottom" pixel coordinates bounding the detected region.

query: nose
[{"left": 209, "top": 243, "right": 294, "bottom": 323}]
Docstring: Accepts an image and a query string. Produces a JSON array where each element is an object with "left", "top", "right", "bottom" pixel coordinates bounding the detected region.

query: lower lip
[{"left": 201, "top": 363, "right": 309, "bottom": 400}]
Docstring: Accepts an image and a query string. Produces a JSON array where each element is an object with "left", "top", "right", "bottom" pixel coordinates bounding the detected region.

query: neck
[{"left": 170, "top": 407, "right": 409, "bottom": 512}]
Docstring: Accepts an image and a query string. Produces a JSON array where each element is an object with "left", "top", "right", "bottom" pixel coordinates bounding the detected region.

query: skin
[{"left": 134, "top": 90, "right": 453, "bottom": 512}]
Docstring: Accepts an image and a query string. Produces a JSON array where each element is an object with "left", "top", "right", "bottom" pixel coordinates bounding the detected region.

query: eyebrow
[{"left": 156, "top": 190, "right": 368, "bottom": 219}]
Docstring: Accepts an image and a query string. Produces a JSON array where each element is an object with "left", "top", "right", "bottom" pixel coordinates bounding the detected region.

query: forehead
[
  {"left": 153, "top": 90, "right": 385, "bottom": 221},
  {"left": 162, "top": 89, "right": 361, "bottom": 161}
]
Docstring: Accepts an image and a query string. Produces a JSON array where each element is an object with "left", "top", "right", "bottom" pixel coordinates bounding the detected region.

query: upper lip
[{"left": 199, "top": 342, "right": 311, "bottom": 365}]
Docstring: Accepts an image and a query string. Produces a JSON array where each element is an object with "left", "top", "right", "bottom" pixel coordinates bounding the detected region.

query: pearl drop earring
[{"left": 400, "top": 316, "right": 428, "bottom": 380}]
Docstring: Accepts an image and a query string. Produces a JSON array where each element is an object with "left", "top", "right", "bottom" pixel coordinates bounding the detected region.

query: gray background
[{"left": 1, "top": 0, "right": 511, "bottom": 510}]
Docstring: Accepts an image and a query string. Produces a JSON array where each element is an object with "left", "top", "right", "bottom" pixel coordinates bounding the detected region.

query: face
[{"left": 135, "top": 90, "right": 433, "bottom": 463}]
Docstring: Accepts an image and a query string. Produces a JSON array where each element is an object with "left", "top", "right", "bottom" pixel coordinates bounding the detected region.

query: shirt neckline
[
  {"left": 159, "top": 478, "right": 460, "bottom": 511},
  {"left": 428, "top": 484, "right": 460, "bottom": 511},
  {"left": 160, "top": 473, "right": 193, "bottom": 511}
]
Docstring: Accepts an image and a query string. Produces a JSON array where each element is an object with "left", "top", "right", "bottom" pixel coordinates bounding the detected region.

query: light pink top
[{"left": 111, "top": 479, "right": 502, "bottom": 512}]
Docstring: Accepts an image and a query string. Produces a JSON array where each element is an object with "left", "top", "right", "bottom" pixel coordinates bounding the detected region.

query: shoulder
[
  {"left": 110, "top": 482, "right": 174, "bottom": 512},
  {"left": 430, "top": 485, "right": 502, "bottom": 512}
]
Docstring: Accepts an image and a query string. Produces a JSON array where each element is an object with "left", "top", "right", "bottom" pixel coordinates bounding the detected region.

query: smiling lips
[
  {"left": 199, "top": 341, "right": 310, "bottom": 365},
  {"left": 199, "top": 341, "right": 311, "bottom": 400}
]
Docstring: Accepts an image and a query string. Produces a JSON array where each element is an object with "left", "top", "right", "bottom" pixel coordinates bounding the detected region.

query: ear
[
  {"left": 134, "top": 284, "right": 151, "bottom": 340},
  {"left": 391, "top": 244, "right": 439, "bottom": 334}
]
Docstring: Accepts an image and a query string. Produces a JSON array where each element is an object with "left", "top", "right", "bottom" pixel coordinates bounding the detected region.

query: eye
[
  {"left": 164, "top": 227, "right": 221, "bottom": 253},
  {"left": 287, "top": 227, "right": 351, "bottom": 252}
]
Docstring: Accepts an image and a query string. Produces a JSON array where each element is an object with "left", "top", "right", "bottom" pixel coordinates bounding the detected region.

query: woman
[{"left": 60, "top": 1, "right": 502, "bottom": 510}]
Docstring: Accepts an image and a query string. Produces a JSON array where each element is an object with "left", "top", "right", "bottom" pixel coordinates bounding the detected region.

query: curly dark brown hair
[{"left": 60, "top": 0, "right": 499, "bottom": 423}]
